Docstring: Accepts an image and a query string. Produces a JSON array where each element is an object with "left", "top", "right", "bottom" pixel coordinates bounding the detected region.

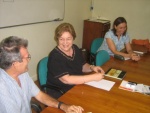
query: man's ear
[{"left": 12, "top": 61, "right": 20, "bottom": 69}]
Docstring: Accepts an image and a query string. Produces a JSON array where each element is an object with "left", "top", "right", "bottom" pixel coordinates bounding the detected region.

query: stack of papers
[
  {"left": 119, "top": 80, "right": 137, "bottom": 92},
  {"left": 119, "top": 80, "right": 150, "bottom": 95},
  {"left": 135, "top": 84, "right": 150, "bottom": 95}
]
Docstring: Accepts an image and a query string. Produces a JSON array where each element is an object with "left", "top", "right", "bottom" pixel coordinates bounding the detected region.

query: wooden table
[{"left": 41, "top": 52, "right": 150, "bottom": 113}]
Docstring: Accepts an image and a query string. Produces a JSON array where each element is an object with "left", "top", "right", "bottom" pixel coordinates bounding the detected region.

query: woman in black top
[{"left": 47, "top": 23, "right": 104, "bottom": 99}]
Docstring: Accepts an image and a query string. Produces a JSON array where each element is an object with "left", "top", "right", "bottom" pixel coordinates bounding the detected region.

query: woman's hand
[
  {"left": 90, "top": 65, "right": 105, "bottom": 81},
  {"left": 90, "top": 65, "right": 105, "bottom": 73},
  {"left": 92, "top": 72, "right": 104, "bottom": 82},
  {"left": 61, "top": 104, "right": 84, "bottom": 113},
  {"left": 130, "top": 53, "right": 140, "bottom": 61}
]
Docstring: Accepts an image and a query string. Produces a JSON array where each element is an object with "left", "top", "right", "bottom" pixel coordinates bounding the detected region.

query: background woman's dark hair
[
  {"left": 54, "top": 23, "right": 76, "bottom": 41},
  {"left": 112, "top": 17, "right": 127, "bottom": 36}
]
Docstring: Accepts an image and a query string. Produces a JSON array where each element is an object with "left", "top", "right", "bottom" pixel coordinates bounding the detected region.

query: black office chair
[{"left": 31, "top": 101, "right": 42, "bottom": 113}]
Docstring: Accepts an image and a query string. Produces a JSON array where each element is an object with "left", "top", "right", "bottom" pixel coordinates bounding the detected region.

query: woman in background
[
  {"left": 46, "top": 23, "right": 104, "bottom": 99},
  {"left": 97, "top": 17, "right": 140, "bottom": 61}
]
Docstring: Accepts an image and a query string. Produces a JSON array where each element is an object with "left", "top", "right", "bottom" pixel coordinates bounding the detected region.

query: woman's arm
[
  {"left": 107, "top": 38, "right": 140, "bottom": 60},
  {"left": 59, "top": 72, "right": 104, "bottom": 85},
  {"left": 106, "top": 38, "right": 131, "bottom": 57},
  {"left": 82, "top": 63, "right": 104, "bottom": 73},
  {"left": 82, "top": 63, "right": 92, "bottom": 72},
  {"left": 125, "top": 42, "right": 133, "bottom": 54},
  {"left": 59, "top": 63, "right": 104, "bottom": 85}
]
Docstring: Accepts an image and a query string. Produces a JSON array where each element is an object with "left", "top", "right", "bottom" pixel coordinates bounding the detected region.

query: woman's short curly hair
[{"left": 54, "top": 23, "right": 76, "bottom": 41}]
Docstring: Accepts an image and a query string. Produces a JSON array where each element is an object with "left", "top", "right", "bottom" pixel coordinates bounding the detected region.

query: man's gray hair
[{"left": 0, "top": 36, "right": 28, "bottom": 70}]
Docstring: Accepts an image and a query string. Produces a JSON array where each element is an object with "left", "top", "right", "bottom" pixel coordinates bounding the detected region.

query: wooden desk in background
[{"left": 41, "top": 51, "right": 150, "bottom": 113}]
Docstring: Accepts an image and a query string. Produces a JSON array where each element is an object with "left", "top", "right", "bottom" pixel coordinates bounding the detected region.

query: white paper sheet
[
  {"left": 133, "top": 51, "right": 144, "bottom": 54},
  {"left": 85, "top": 79, "right": 115, "bottom": 91},
  {"left": 124, "top": 57, "right": 130, "bottom": 60}
]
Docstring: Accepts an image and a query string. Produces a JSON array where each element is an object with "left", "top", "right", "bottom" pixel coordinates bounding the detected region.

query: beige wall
[
  {"left": 93, "top": 0, "right": 150, "bottom": 39},
  {"left": 0, "top": 0, "right": 149, "bottom": 80},
  {"left": 0, "top": 0, "right": 91, "bottom": 80}
]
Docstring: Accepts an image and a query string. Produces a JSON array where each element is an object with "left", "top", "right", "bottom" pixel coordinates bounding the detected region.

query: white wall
[{"left": 0, "top": 0, "right": 91, "bottom": 81}]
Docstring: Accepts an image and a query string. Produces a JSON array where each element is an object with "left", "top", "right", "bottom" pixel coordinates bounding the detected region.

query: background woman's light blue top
[{"left": 97, "top": 30, "right": 130, "bottom": 56}]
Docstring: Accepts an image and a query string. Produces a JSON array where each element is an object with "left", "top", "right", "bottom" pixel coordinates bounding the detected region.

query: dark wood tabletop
[{"left": 41, "top": 48, "right": 150, "bottom": 113}]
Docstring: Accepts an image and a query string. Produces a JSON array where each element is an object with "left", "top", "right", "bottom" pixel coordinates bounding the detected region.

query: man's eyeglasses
[
  {"left": 27, "top": 54, "right": 31, "bottom": 60},
  {"left": 22, "top": 54, "right": 31, "bottom": 61}
]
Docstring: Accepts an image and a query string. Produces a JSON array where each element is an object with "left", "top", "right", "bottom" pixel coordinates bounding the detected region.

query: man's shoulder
[
  {"left": 0, "top": 69, "right": 6, "bottom": 86},
  {"left": 0, "top": 70, "right": 9, "bottom": 91},
  {"left": 0, "top": 77, "right": 9, "bottom": 95}
]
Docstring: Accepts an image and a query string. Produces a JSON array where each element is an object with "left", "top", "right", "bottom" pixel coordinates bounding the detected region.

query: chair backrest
[
  {"left": 38, "top": 57, "right": 48, "bottom": 86},
  {"left": 90, "top": 38, "right": 104, "bottom": 55},
  {"left": 96, "top": 50, "right": 110, "bottom": 66},
  {"left": 31, "top": 101, "right": 42, "bottom": 113}
]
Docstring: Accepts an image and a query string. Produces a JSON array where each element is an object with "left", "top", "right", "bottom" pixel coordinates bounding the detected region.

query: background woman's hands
[{"left": 130, "top": 53, "right": 140, "bottom": 61}]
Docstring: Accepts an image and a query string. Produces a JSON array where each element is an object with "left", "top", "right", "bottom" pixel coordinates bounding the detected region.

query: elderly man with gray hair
[{"left": 0, "top": 36, "right": 84, "bottom": 113}]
